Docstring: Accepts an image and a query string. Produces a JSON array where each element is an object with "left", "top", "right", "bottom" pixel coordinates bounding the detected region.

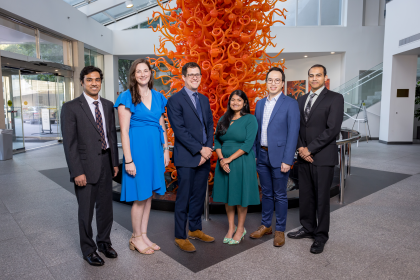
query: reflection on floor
[{"left": 1, "top": 141, "right": 420, "bottom": 279}]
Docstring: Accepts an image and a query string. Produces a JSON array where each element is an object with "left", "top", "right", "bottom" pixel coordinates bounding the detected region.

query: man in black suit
[
  {"left": 61, "top": 66, "right": 119, "bottom": 266},
  {"left": 287, "top": 64, "right": 344, "bottom": 254},
  {"left": 167, "top": 62, "right": 215, "bottom": 253}
]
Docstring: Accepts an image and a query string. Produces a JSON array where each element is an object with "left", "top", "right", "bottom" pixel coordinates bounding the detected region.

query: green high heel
[
  {"left": 228, "top": 228, "right": 247, "bottom": 245},
  {"left": 223, "top": 226, "right": 237, "bottom": 244}
]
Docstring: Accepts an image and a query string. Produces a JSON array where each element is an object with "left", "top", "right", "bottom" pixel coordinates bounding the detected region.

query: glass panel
[
  {"left": 140, "top": 19, "right": 159, "bottom": 29},
  {"left": 84, "top": 48, "right": 91, "bottom": 66},
  {"left": 0, "top": 17, "right": 37, "bottom": 58},
  {"left": 91, "top": 13, "right": 112, "bottom": 24},
  {"left": 274, "top": 0, "right": 296, "bottom": 26},
  {"left": 133, "top": 0, "right": 158, "bottom": 10},
  {"left": 2, "top": 67, "right": 24, "bottom": 150},
  {"left": 20, "top": 74, "right": 61, "bottom": 142},
  {"left": 55, "top": 76, "right": 65, "bottom": 139},
  {"left": 118, "top": 59, "right": 134, "bottom": 92},
  {"left": 39, "top": 32, "right": 64, "bottom": 64},
  {"left": 62, "top": 0, "right": 85, "bottom": 5},
  {"left": 297, "top": 0, "right": 319, "bottom": 26},
  {"left": 105, "top": 3, "right": 134, "bottom": 19},
  {"left": 320, "top": 0, "right": 342, "bottom": 25}
]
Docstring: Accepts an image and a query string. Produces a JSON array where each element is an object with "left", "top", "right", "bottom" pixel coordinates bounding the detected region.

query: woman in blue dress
[{"left": 115, "top": 58, "right": 170, "bottom": 255}]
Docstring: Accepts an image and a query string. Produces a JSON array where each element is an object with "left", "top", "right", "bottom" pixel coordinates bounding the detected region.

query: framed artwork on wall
[{"left": 287, "top": 80, "right": 306, "bottom": 100}]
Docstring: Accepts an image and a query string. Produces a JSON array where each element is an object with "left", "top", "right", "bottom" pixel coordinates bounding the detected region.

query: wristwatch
[{"left": 163, "top": 147, "right": 170, "bottom": 151}]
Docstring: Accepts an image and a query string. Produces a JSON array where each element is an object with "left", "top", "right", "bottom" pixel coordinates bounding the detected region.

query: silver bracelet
[{"left": 163, "top": 147, "right": 170, "bottom": 151}]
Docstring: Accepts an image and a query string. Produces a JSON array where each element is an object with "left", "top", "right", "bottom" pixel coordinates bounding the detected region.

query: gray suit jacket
[{"left": 61, "top": 94, "right": 119, "bottom": 184}]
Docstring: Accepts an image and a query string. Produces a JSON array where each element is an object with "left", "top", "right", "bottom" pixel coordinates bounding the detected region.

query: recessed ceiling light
[
  {"left": 126, "top": 0, "right": 133, "bottom": 8},
  {"left": 55, "top": 70, "right": 58, "bottom": 72},
  {"left": 331, "top": 52, "right": 335, "bottom": 54},
  {"left": 304, "top": 55, "right": 308, "bottom": 58}
]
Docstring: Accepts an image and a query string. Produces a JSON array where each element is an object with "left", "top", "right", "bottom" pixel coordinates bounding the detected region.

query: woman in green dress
[{"left": 213, "top": 90, "right": 259, "bottom": 245}]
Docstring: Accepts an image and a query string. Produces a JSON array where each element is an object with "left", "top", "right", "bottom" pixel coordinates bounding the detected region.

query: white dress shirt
[
  {"left": 304, "top": 86, "right": 325, "bottom": 110},
  {"left": 261, "top": 92, "right": 282, "bottom": 147},
  {"left": 83, "top": 92, "right": 109, "bottom": 149}
]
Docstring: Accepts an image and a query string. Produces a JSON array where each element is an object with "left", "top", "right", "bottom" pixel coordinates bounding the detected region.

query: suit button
[
  {"left": 98, "top": 153, "right": 100, "bottom": 155},
  {"left": 98, "top": 139, "right": 101, "bottom": 141}
]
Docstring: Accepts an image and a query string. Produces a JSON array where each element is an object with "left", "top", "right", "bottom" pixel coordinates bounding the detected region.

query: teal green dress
[{"left": 213, "top": 114, "right": 260, "bottom": 207}]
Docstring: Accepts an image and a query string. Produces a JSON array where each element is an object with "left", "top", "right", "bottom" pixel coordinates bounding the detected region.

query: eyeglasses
[
  {"left": 267, "top": 79, "right": 282, "bottom": 84},
  {"left": 186, "top": 73, "right": 202, "bottom": 78}
]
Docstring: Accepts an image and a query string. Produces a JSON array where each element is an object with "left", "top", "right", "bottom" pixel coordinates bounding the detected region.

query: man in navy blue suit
[
  {"left": 250, "top": 67, "right": 300, "bottom": 247},
  {"left": 167, "top": 62, "right": 215, "bottom": 253}
]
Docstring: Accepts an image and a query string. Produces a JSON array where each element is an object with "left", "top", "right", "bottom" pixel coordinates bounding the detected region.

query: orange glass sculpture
[{"left": 148, "top": 0, "right": 287, "bottom": 189}]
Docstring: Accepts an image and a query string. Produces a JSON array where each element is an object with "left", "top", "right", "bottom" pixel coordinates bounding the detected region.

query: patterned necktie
[
  {"left": 193, "top": 92, "right": 207, "bottom": 144},
  {"left": 93, "top": 101, "right": 107, "bottom": 150},
  {"left": 304, "top": 93, "right": 316, "bottom": 122}
]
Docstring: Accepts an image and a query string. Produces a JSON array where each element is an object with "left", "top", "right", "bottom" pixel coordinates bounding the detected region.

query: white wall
[
  {"left": 284, "top": 54, "right": 342, "bottom": 94},
  {"left": 0, "top": 0, "right": 113, "bottom": 54},
  {"left": 379, "top": 0, "right": 420, "bottom": 143}
]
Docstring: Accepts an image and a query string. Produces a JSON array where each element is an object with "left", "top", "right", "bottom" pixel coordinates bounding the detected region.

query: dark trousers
[
  {"left": 257, "top": 148, "right": 289, "bottom": 232},
  {"left": 74, "top": 149, "right": 114, "bottom": 257},
  {"left": 174, "top": 161, "right": 210, "bottom": 239},
  {"left": 298, "top": 162, "right": 334, "bottom": 243}
]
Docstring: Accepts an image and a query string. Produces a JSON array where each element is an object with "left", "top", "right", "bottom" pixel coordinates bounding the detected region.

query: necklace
[{"left": 141, "top": 89, "right": 150, "bottom": 98}]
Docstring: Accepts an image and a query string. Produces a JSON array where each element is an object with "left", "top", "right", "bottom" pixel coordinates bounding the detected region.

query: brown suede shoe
[
  {"left": 273, "top": 231, "right": 285, "bottom": 247},
  {"left": 175, "top": 238, "right": 196, "bottom": 252},
  {"left": 250, "top": 225, "right": 272, "bottom": 239},
  {"left": 188, "top": 230, "right": 215, "bottom": 243}
]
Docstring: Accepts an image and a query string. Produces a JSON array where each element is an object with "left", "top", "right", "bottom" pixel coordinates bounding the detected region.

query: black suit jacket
[
  {"left": 297, "top": 88, "right": 344, "bottom": 166},
  {"left": 61, "top": 94, "right": 119, "bottom": 183},
  {"left": 167, "top": 88, "right": 214, "bottom": 167}
]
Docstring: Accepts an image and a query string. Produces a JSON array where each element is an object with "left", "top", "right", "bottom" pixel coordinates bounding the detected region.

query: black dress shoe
[
  {"left": 98, "top": 243, "right": 118, "bottom": 258},
  {"left": 287, "top": 228, "right": 314, "bottom": 239},
  {"left": 83, "top": 252, "right": 105, "bottom": 266},
  {"left": 310, "top": 241, "right": 326, "bottom": 254}
]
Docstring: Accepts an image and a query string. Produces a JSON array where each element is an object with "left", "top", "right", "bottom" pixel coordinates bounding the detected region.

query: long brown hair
[{"left": 129, "top": 58, "right": 154, "bottom": 105}]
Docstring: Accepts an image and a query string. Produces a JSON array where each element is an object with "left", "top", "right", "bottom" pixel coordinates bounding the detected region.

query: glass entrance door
[{"left": 2, "top": 66, "right": 25, "bottom": 151}]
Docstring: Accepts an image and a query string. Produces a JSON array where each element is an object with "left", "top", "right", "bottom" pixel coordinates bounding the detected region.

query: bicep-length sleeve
[
  {"left": 160, "top": 92, "right": 168, "bottom": 114},
  {"left": 214, "top": 119, "right": 222, "bottom": 150},
  {"left": 114, "top": 90, "right": 135, "bottom": 113},
  {"left": 239, "top": 115, "right": 258, "bottom": 154}
]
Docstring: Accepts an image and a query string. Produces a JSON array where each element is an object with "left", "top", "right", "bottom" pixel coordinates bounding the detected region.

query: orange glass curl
[{"left": 149, "top": 0, "right": 287, "bottom": 187}]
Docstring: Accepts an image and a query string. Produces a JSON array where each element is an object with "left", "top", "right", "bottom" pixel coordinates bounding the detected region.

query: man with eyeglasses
[
  {"left": 250, "top": 67, "right": 300, "bottom": 247},
  {"left": 287, "top": 64, "right": 343, "bottom": 254},
  {"left": 167, "top": 62, "right": 215, "bottom": 253}
]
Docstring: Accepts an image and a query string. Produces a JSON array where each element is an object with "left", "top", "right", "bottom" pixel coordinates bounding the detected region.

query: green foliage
[
  {"left": 118, "top": 59, "right": 134, "bottom": 91},
  {"left": 0, "top": 43, "right": 36, "bottom": 57},
  {"left": 415, "top": 81, "right": 420, "bottom": 121}
]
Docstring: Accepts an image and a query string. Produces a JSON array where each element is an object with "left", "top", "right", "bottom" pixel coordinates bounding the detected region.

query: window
[
  {"left": 0, "top": 17, "right": 37, "bottom": 58},
  {"left": 274, "top": 0, "right": 342, "bottom": 27},
  {"left": 39, "top": 32, "right": 64, "bottom": 64}
]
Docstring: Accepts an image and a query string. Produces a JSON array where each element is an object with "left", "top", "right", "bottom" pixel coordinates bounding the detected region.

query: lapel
[
  {"left": 101, "top": 99, "right": 110, "bottom": 136},
  {"left": 300, "top": 93, "right": 309, "bottom": 121},
  {"left": 198, "top": 93, "right": 207, "bottom": 126},
  {"left": 79, "top": 94, "right": 100, "bottom": 134},
  {"left": 268, "top": 93, "right": 285, "bottom": 126},
  {"left": 306, "top": 87, "right": 328, "bottom": 123},
  {"left": 181, "top": 88, "right": 201, "bottom": 122},
  {"left": 258, "top": 97, "right": 267, "bottom": 128}
]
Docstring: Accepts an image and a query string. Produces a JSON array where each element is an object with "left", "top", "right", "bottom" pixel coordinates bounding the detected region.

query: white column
[
  {"left": 0, "top": 51, "right": 5, "bottom": 129},
  {"left": 103, "top": 55, "right": 119, "bottom": 103},
  {"left": 379, "top": 54, "right": 417, "bottom": 143},
  {"left": 72, "top": 41, "right": 85, "bottom": 99}
]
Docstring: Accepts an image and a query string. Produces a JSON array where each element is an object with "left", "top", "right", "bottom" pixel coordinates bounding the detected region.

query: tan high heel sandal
[
  {"left": 142, "top": 232, "right": 160, "bottom": 251},
  {"left": 129, "top": 234, "right": 154, "bottom": 255}
]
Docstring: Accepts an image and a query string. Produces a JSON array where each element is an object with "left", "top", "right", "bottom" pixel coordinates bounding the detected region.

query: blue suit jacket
[
  {"left": 167, "top": 88, "right": 214, "bottom": 167},
  {"left": 253, "top": 93, "right": 300, "bottom": 167}
]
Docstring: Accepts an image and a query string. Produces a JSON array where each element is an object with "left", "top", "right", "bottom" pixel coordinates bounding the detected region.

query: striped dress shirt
[{"left": 261, "top": 92, "right": 282, "bottom": 147}]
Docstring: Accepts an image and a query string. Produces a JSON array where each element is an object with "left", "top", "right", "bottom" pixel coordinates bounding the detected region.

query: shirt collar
[
  {"left": 184, "top": 86, "right": 196, "bottom": 97},
  {"left": 311, "top": 86, "right": 325, "bottom": 96},
  {"left": 83, "top": 92, "right": 101, "bottom": 104},
  {"left": 267, "top": 92, "right": 282, "bottom": 102}
]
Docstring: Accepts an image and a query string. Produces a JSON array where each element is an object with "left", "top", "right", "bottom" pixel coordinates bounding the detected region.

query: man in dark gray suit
[{"left": 61, "top": 66, "right": 119, "bottom": 266}]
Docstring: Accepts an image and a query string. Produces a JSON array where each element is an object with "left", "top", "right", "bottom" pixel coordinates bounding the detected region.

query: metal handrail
[{"left": 337, "top": 128, "right": 361, "bottom": 204}]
